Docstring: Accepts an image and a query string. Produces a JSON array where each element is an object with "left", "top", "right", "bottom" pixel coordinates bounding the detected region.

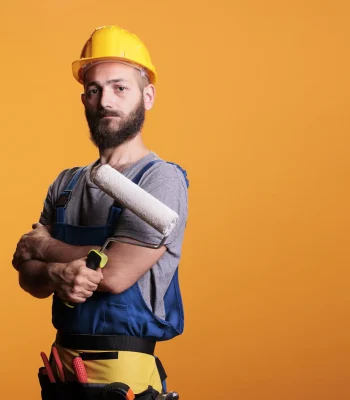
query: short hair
[{"left": 135, "top": 68, "right": 151, "bottom": 91}]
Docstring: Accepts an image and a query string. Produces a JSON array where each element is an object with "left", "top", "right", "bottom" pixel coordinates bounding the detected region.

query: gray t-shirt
[{"left": 39, "top": 152, "right": 188, "bottom": 319}]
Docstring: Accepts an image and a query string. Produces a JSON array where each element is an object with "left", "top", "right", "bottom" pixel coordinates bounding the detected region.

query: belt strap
[{"left": 56, "top": 333, "right": 156, "bottom": 355}]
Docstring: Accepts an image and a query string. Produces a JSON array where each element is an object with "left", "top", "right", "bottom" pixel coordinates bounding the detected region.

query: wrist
[{"left": 47, "top": 262, "right": 67, "bottom": 290}]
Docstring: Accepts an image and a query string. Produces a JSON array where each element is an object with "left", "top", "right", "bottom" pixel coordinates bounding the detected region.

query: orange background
[{"left": 1, "top": 1, "right": 350, "bottom": 399}]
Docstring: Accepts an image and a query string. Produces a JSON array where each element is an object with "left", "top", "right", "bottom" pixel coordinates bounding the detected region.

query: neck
[{"left": 99, "top": 134, "right": 150, "bottom": 171}]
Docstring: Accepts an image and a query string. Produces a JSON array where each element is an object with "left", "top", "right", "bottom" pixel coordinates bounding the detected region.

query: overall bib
[{"left": 40, "top": 161, "right": 188, "bottom": 399}]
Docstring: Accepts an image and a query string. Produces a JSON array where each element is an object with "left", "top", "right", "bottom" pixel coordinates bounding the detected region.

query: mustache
[{"left": 96, "top": 109, "right": 121, "bottom": 118}]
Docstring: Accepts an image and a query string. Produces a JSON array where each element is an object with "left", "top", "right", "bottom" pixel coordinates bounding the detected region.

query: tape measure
[{"left": 101, "top": 382, "right": 135, "bottom": 400}]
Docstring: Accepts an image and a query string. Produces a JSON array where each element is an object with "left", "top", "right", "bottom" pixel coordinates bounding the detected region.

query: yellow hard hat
[{"left": 72, "top": 25, "right": 157, "bottom": 84}]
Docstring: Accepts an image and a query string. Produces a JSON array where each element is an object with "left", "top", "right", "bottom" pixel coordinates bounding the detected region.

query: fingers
[
  {"left": 14, "top": 233, "right": 36, "bottom": 262},
  {"left": 12, "top": 256, "right": 20, "bottom": 271},
  {"left": 32, "top": 222, "right": 45, "bottom": 228},
  {"left": 13, "top": 243, "right": 31, "bottom": 265},
  {"left": 12, "top": 254, "right": 29, "bottom": 270},
  {"left": 53, "top": 259, "right": 103, "bottom": 303},
  {"left": 72, "top": 259, "right": 103, "bottom": 284},
  {"left": 72, "top": 273, "right": 99, "bottom": 291},
  {"left": 55, "top": 275, "right": 95, "bottom": 302},
  {"left": 84, "top": 280, "right": 99, "bottom": 291},
  {"left": 74, "top": 260, "right": 103, "bottom": 283},
  {"left": 70, "top": 286, "right": 94, "bottom": 300},
  {"left": 31, "top": 223, "right": 51, "bottom": 238},
  {"left": 12, "top": 232, "right": 37, "bottom": 270},
  {"left": 56, "top": 289, "right": 93, "bottom": 304},
  {"left": 60, "top": 260, "right": 101, "bottom": 291},
  {"left": 85, "top": 268, "right": 103, "bottom": 285},
  {"left": 57, "top": 283, "right": 95, "bottom": 303}
]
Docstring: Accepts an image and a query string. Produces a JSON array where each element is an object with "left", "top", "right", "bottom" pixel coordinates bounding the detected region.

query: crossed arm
[{"left": 13, "top": 223, "right": 166, "bottom": 303}]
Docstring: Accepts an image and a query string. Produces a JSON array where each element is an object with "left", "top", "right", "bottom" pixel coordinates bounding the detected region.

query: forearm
[
  {"left": 18, "top": 260, "right": 56, "bottom": 299},
  {"left": 97, "top": 268, "right": 121, "bottom": 294},
  {"left": 96, "top": 242, "right": 166, "bottom": 294},
  {"left": 41, "top": 237, "right": 97, "bottom": 263}
]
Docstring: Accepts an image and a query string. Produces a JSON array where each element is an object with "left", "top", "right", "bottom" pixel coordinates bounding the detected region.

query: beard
[{"left": 85, "top": 98, "right": 145, "bottom": 150}]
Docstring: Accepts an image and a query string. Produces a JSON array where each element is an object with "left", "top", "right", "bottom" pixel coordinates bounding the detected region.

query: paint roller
[
  {"left": 65, "top": 162, "right": 179, "bottom": 308},
  {"left": 91, "top": 163, "right": 179, "bottom": 239}
]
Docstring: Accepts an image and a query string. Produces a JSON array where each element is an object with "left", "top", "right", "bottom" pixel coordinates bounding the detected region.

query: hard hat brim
[{"left": 72, "top": 56, "right": 156, "bottom": 85}]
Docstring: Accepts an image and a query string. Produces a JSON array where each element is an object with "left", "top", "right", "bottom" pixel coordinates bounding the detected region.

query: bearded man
[{"left": 12, "top": 25, "right": 188, "bottom": 400}]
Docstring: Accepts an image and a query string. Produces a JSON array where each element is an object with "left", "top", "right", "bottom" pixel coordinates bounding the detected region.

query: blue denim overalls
[{"left": 51, "top": 161, "right": 188, "bottom": 342}]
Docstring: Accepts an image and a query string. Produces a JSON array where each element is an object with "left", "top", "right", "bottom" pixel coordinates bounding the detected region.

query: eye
[
  {"left": 87, "top": 88, "right": 100, "bottom": 96},
  {"left": 117, "top": 86, "right": 126, "bottom": 92}
]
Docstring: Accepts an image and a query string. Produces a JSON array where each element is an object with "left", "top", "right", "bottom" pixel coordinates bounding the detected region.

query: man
[{"left": 12, "top": 25, "right": 188, "bottom": 400}]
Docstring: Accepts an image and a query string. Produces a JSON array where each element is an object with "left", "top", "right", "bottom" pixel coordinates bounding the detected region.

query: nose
[{"left": 99, "top": 87, "right": 115, "bottom": 109}]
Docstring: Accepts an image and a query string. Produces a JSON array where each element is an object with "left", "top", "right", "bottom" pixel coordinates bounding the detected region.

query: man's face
[{"left": 82, "top": 62, "right": 148, "bottom": 150}]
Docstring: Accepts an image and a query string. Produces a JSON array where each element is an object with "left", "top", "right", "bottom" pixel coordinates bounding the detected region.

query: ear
[
  {"left": 143, "top": 84, "right": 156, "bottom": 111},
  {"left": 81, "top": 92, "right": 85, "bottom": 105}
]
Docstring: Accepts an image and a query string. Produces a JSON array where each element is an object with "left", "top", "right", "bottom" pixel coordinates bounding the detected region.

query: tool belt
[
  {"left": 38, "top": 333, "right": 177, "bottom": 400},
  {"left": 38, "top": 378, "right": 161, "bottom": 400}
]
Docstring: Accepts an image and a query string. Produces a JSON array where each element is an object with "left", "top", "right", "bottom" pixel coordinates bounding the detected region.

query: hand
[
  {"left": 12, "top": 223, "right": 51, "bottom": 269},
  {"left": 48, "top": 259, "right": 103, "bottom": 303}
]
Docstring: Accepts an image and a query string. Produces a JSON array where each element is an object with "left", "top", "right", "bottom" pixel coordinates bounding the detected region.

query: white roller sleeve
[{"left": 91, "top": 164, "right": 179, "bottom": 237}]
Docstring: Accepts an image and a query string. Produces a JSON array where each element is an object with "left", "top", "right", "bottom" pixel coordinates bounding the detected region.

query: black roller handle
[{"left": 86, "top": 250, "right": 103, "bottom": 270}]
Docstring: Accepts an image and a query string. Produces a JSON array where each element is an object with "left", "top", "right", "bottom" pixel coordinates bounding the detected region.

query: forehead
[{"left": 83, "top": 62, "right": 138, "bottom": 85}]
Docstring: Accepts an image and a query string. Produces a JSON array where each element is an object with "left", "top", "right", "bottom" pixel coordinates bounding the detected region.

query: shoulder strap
[
  {"left": 55, "top": 167, "right": 85, "bottom": 223},
  {"left": 133, "top": 160, "right": 189, "bottom": 187},
  {"left": 131, "top": 160, "right": 162, "bottom": 185},
  {"left": 167, "top": 162, "right": 189, "bottom": 188}
]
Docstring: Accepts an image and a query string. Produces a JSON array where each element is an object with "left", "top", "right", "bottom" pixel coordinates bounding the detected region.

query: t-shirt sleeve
[
  {"left": 113, "top": 162, "right": 188, "bottom": 248},
  {"left": 39, "top": 184, "right": 55, "bottom": 225}
]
